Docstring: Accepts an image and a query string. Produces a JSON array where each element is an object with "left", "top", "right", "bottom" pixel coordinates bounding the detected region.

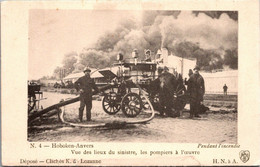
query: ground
[{"left": 28, "top": 91, "right": 237, "bottom": 143}]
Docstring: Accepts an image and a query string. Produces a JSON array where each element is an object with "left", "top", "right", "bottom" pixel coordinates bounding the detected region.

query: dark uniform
[
  {"left": 74, "top": 70, "right": 99, "bottom": 122},
  {"left": 187, "top": 68, "right": 205, "bottom": 118},
  {"left": 158, "top": 71, "right": 178, "bottom": 116},
  {"left": 184, "top": 69, "right": 193, "bottom": 85}
]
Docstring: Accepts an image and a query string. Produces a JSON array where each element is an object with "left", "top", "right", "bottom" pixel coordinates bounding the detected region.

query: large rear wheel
[{"left": 121, "top": 93, "right": 143, "bottom": 118}]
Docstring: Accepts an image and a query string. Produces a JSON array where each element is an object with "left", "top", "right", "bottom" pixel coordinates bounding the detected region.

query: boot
[
  {"left": 79, "top": 109, "right": 83, "bottom": 122},
  {"left": 194, "top": 114, "right": 201, "bottom": 118},
  {"left": 86, "top": 109, "right": 91, "bottom": 121}
]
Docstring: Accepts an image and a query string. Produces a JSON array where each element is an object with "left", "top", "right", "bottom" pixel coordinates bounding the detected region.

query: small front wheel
[
  {"left": 102, "top": 92, "right": 121, "bottom": 115},
  {"left": 121, "top": 93, "right": 143, "bottom": 118}
]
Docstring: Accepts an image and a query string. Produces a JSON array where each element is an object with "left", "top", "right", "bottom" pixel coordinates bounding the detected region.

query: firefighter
[
  {"left": 158, "top": 66, "right": 178, "bottom": 117},
  {"left": 187, "top": 65, "right": 205, "bottom": 118},
  {"left": 74, "top": 67, "right": 100, "bottom": 122},
  {"left": 184, "top": 69, "right": 193, "bottom": 85},
  {"left": 157, "top": 66, "right": 164, "bottom": 75}
]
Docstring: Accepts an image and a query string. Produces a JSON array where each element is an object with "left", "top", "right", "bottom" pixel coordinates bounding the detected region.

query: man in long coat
[
  {"left": 74, "top": 67, "right": 99, "bottom": 122},
  {"left": 158, "top": 67, "right": 178, "bottom": 116},
  {"left": 187, "top": 65, "right": 205, "bottom": 118}
]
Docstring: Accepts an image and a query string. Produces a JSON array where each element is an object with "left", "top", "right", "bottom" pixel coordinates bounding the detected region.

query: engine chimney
[{"left": 161, "top": 48, "right": 168, "bottom": 66}]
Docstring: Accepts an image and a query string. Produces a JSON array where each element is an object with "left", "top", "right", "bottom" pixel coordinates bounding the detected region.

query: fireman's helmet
[
  {"left": 83, "top": 67, "right": 91, "bottom": 72},
  {"left": 163, "top": 66, "right": 169, "bottom": 72},
  {"left": 193, "top": 65, "right": 200, "bottom": 71},
  {"left": 158, "top": 66, "right": 163, "bottom": 73}
]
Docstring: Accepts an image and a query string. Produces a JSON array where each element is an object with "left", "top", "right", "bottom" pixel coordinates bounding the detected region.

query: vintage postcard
[{"left": 1, "top": 0, "right": 260, "bottom": 166}]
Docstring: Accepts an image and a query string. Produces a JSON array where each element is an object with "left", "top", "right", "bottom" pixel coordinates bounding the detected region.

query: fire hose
[{"left": 58, "top": 83, "right": 155, "bottom": 128}]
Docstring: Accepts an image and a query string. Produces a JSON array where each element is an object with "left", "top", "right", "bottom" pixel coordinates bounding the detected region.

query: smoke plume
[
  {"left": 159, "top": 11, "right": 237, "bottom": 50},
  {"left": 76, "top": 11, "right": 238, "bottom": 71}
]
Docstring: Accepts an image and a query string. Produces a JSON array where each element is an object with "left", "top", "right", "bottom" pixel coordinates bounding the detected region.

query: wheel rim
[
  {"left": 102, "top": 92, "right": 121, "bottom": 115},
  {"left": 121, "top": 93, "right": 143, "bottom": 117}
]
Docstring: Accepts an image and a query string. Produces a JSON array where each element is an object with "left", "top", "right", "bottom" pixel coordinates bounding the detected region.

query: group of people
[
  {"left": 74, "top": 65, "right": 207, "bottom": 122},
  {"left": 157, "top": 65, "right": 206, "bottom": 119}
]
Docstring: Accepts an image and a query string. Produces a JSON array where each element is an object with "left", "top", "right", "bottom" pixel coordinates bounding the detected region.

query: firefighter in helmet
[{"left": 74, "top": 67, "right": 100, "bottom": 122}]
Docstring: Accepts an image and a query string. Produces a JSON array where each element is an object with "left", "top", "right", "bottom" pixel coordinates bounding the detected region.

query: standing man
[
  {"left": 187, "top": 65, "right": 205, "bottom": 118},
  {"left": 74, "top": 67, "right": 100, "bottom": 122},
  {"left": 223, "top": 84, "right": 228, "bottom": 95},
  {"left": 158, "top": 66, "right": 178, "bottom": 117},
  {"left": 184, "top": 69, "right": 193, "bottom": 85}
]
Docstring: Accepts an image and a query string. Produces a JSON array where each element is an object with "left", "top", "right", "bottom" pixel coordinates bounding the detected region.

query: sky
[
  {"left": 29, "top": 10, "right": 141, "bottom": 80},
  {"left": 28, "top": 10, "right": 237, "bottom": 80}
]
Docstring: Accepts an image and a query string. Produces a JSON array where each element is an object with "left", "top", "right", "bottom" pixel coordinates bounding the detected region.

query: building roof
[
  {"left": 201, "top": 70, "right": 238, "bottom": 77},
  {"left": 63, "top": 72, "right": 84, "bottom": 80},
  {"left": 39, "top": 79, "right": 58, "bottom": 84}
]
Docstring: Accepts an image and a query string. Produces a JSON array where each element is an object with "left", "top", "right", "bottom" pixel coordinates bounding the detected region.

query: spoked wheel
[
  {"left": 102, "top": 92, "right": 121, "bottom": 115},
  {"left": 173, "top": 85, "right": 187, "bottom": 110},
  {"left": 28, "top": 95, "right": 36, "bottom": 113},
  {"left": 121, "top": 93, "right": 143, "bottom": 118}
]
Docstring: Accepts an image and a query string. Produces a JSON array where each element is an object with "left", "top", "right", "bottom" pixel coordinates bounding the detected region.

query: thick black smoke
[{"left": 76, "top": 11, "right": 238, "bottom": 71}]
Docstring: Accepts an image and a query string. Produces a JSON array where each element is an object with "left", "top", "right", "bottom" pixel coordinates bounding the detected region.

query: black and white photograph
[{"left": 28, "top": 10, "right": 238, "bottom": 143}]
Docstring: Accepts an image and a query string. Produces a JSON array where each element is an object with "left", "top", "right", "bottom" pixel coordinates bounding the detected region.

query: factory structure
[
  {"left": 155, "top": 48, "right": 237, "bottom": 94},
  {"left": 41, "top": 48, "right": 237, "bottom": 94},
  {"left": 155, "top": 48, "right": 197, "bottom": 79}
]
